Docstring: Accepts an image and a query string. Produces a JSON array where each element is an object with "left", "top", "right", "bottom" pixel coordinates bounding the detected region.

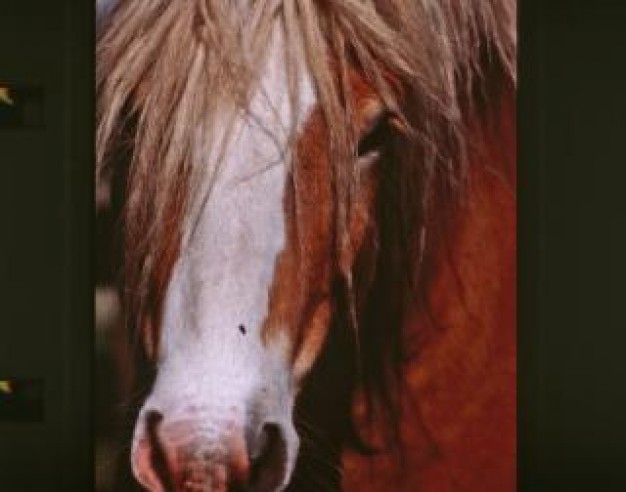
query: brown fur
[
  {"left": 342, "top": 83, "right": 516, "bottom": 491},
  {"left": 262, "top": 69, "right": 383, "bottom": 378}
]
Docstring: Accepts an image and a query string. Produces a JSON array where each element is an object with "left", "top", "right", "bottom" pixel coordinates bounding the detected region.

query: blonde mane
[{"left": 97, "top": 0, "right": 515, "bottom": 332}]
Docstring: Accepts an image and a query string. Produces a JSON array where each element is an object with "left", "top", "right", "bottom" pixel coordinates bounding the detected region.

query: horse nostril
[
  {"left": 144, "top": 410, "right": 175, "bottom": 491},
  {"left": 249, "top": 423, "right": 288, "bottom": 492},
  {"left": 146, "top": 409, "right": 163, "bottom": 435},
  {"left": 135, "top": 411, "right": 289, "bottom": 491}
]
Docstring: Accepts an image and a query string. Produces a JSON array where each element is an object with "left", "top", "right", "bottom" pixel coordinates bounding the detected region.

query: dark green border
[
  {"left": 2, "top": 0, "right": 626, "bottom": 490},
  {"left": 519, "top": 1, "right": 626, "bottom": 490},
  {"left": 0, "top": 1, "right": 93, "bottom": 490}
]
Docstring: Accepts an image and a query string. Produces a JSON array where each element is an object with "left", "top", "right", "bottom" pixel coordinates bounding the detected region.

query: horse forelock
[{"left": 96, "top": 0, "right": 516, "bottom": 453}]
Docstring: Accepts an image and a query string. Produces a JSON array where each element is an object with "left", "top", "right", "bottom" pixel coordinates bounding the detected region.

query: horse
[{"left": 96, "top": 1, "right": 516, "bottom": 490}]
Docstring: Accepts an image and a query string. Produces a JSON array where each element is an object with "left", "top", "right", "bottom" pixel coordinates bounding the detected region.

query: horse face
[{"left": 130, "top": 28, "right": 384, "bottom": 492}]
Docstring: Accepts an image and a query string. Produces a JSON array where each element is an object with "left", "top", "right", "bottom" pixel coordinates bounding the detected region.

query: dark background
[
  {"left": 0, "top": 0, "right": 92, "bottom": 490},
  {"left": 1, "top": 0, "right": 626, "bottom": 490},
  {"left": 518, "top": 1, "right": 626, "bottom": 490}
]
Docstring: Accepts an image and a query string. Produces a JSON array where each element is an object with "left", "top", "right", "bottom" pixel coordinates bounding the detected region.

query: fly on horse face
[{"left": 97, "top": 0, "right": 516, "bottom": 491}]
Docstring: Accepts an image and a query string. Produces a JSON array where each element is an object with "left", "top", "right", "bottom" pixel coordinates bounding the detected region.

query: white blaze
[{"left": 133, "top": 19, "right": 316, "bottom": 480}]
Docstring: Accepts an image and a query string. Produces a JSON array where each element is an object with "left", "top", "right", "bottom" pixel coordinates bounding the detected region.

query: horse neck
[
  {"left": 416, "top": 81, "right": 517, "bottom": 348},
  {"left": 342, "top": 82, "right": 516, "bottom": 490},
  {"left": 408, "top": 87, "right": 516, "bottom": 490}
]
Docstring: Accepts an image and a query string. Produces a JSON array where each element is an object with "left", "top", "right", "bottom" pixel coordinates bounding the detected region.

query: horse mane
[{"left": 96, "top": 0, "right": 516, "bottom": 456}]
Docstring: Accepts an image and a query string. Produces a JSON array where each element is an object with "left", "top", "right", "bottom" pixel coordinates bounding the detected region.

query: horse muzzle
[{"left": 131, "top": 408, "right": 295, "bottom": 492}]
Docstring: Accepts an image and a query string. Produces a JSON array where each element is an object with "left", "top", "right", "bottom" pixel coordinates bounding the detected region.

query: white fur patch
[{"left": 132, "top": 20, "right": 316, "bottom": 488}]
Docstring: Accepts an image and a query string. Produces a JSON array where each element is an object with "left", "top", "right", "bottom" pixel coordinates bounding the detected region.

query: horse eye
[{"left": 357, "top": 111, "right": 392, "bottom": 161}]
